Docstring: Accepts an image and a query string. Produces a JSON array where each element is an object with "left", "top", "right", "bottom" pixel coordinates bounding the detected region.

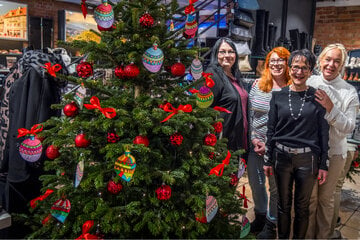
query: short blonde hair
[{"left": 317, "top": 43, "right": 347, "bottom": 74}]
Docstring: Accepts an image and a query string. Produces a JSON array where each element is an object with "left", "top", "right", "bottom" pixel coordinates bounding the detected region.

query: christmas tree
[{"left": 21, "top": 0, "right": 247, "bottom": 238}]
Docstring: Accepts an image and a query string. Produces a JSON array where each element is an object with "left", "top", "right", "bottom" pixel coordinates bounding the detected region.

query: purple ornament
[{"left": 19, "top": 136, "right": 43, "bottom": 162}]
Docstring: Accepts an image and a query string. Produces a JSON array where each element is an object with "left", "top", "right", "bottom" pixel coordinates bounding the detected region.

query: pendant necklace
[{"left": 288, "top": 86, "right": 308, "bottom": 120}]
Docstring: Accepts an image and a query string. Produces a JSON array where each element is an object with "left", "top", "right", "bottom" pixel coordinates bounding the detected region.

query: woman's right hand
[
  {"left": 252, "top": 138, "right": 265, "bottom": 155},
  {"left": 263, "top": 165, "right": 273, "bottom": 177}
]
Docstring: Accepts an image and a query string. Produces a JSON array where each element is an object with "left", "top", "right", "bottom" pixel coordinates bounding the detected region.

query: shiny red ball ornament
[
  {"left": 195, "top": 211, "right": 207, "bottom": 223},
  {"left": 76, "top": 61, "right": 93, "bottom": 78},
  {"left": 212, "top": 122, "right": 223, "bottom": 133},
  {"left": 171, "top": 62, "right": 186, "bottom": 76},
  {"left": 107, "top": 180, "right": 123, "bottom": 194},
  {"left": 204, "top": 133, "right": 217, "bottom": 146},
  {"left": 75, "top": 133, "right": 91, "bottom": 148},
  {"left": 124, "top": 63, "right": 140, "bottom": 78},
  {"left": 229, "top": 173, "right": 239, "bottom": 186},
  {"left": 170, "top": 132, "right": 183, "bottom": 146},
  {"left": 114, "top": 65, "right": 126, "bottom": 79},
  {"left": 45, "top": 145, "right": 60, "bottom": 159},
  {"left": 133, "top": 135, "right": 149, "bottom": 147},
  {"left": 107, "top": 132, "right": 120, "bottom": 143},
  {"left": 353, "top": 161, "right": 359, "bottom": 168},
  {"left": 155, "top": 184, "right": 171, "bottom": 200},
  {"left": 63, "top": 102, "right": 79, "bottom": 117},
  {"left": 139, "top": 13, "right": 154, "bottom": 28}
]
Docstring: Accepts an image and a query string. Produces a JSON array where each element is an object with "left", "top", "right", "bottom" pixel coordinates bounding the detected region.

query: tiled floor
[{"left": 239, "top": 172, "right": 360, "bottom": 239}]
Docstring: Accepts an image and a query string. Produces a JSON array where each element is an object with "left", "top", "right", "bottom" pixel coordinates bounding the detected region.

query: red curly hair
[{"left": 258, "top": 47, "right": 291, "bottom": 93}]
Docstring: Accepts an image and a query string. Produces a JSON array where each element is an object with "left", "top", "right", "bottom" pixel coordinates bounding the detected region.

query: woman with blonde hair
[{"left": 248, "top": 46, "right": 291, "bottom": 238}]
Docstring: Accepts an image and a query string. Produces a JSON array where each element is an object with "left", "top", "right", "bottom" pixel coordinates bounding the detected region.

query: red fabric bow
[
  {"left": 84, "top": 96, "right": 116, "bottom": 119},
  {"left": 184, "top": 4, "right": 195, "bottom": 14},
  {"left": 81, "top": 0, "right": 87, "bottom": 19},
  {"left": 239, "top": 185, "right": 249, "bottom": 208},
  {"left": 213, "top": 106, "right": 232, "bottom": 113},
  {"left": 202, "top": 72, "right": 215, "bottom": 88},
  {"left": 209, "top": 150, "right": 231, "bottom": 176},
  {"left": 42, "top": 62, "right": 62, "bottom": 77},
  {"left": 160, "top": 102, "right": 193, "bottom": 123},
  {"left": 76, "top": 220, "right": 98, "bottom": 239},
  {"left": 30, "top": 189, "right": 54, "bottom": 208},
  {"left": 17, "top": 124, "right": 43, "bottom": 138},
  {"left": 188, "top": 88, "right": 199, "bottom": 94}
]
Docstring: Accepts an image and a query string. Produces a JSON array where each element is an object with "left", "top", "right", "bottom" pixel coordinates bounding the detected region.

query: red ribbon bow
[
  {"left": 239, "top": 185, "right": 249, "bottom": 208},
  {"left": 188, "top": 88, "right": 199, "bottom": 94},
  {"left": 185, "top": 0, "right": 198, "bottom": 14},
  {"left": 84, "top": 96, "right": 117, "bottom": 119},
  {"left": 213, "top": 106, "right": 232, "bottom": 113},
  {"left": 42, "top": 62, "right": 62, "bottom": 77},
  {"left": 81, "top": 0, "right": 87, "bottom": 19},
  {"left": 160, "top": 102, "right": 193, "bottom": 123},
  {"left": 202, "top": 72, "right": 215, "bottom": 88},
  {"left": 17, "top": 124, "right": 43, "bottom": 138},
  {"left": 209, "top": 150, "right": 231, "bottom": 176},
  {"left": 30, "top": 189, "right": 54, "bottom": 208},
  {"left": 76, "top": 220, "right": 98, "bottom": 239}
]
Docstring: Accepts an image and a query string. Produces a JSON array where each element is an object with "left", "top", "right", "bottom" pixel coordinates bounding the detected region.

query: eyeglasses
[
  {"left": 218, "top": 50, "right": 236, "bottom": 56},
  {"left": 269, "top": 58, "right": 286, "bottom": 65},
  {"left": 291, "top": 65, "right": 310, "bottom": 73}
]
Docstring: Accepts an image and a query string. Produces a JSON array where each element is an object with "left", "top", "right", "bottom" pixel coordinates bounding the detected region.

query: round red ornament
[
  {"left": 46, "top": 145, "right": 60, "bottom": 159},
  {"left": 124, "top": 63, "right": 140, "bottom": 78},
  {"left": 353, "top": 161, "right": 359, "bottom": 168},
  {"left": 139, "top": 13, "right": 154, "bottom": 28},
  {"left": 204, "top": 133, "right": 217, "bottom": 146},
  {"left": 107, "top": 132, "right": 120, "bottom": 143},
  {"left": 155, "top": 184, "right": 171, "bottom": 200},
  {"left": 208, "top": 152, "right": 215, "bottom": 160},
  {"left": 229, "top": 173, "right": 239, "bottom": 186},
  {"left": 107, "top": 180, "right": 123, "bottom": 194},
  {"left": 195, "top": 211, "right": 207, "bottom": 223},
  {"left": 171, "top": 62, "right": 186, "bottom": 76},
  {"left": 76, "top": 62, "right": 93, "bottom": 78},
  {"left": 170, "top": 132, "right": 183, "bottom": 146},
  {"left": 133, "top": 135, "right": 149, "bottom": 147},
  {"left": 63, "top": 102, "right": 79, "bottom": 117},
  {"left": 75, "top": 133, "right": 91, "bottom": 148},
  {"left": 212, "top": 122, "right": 223, "bottom": 133},
  {"left": 114, "top": 65, "right": 125, "bottom": 79}
]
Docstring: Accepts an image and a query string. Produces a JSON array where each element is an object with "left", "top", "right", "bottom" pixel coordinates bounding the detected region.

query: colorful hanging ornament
[
  {"left": 229, "top": 173, "right": 239, "bottom": 186},
  {"left": 190, "top": 58, "right": 203, "bottom": 80},
  {"left": 237, "top": 158, "right": 247, "bottom": 179},
  {"left": 74, "top": 85, "right": 86, "bottom": 110},
  {"left": 124, "top": 63, "right": 140, "bottom": 78},
  {"left": 133, "top": 135, "right": 149, "bottom": 147},
  {"left": 184, "top": 14, "right": 198, "bottom": 38},
  {"left": 240, "top": 215, "right": 251, "bottom": 239},
  {"left": 94, "top": 0, "right": 114, "bottom": 29},
  {"left": 212, "top": 122, "right": 223, "bottom": 133},
  {"left": 51, "top": 198, "right": 71, "bottom": 223},
  {"left": 139, "top": 13, "right": 154, "bottom": 28},
  {"left": 107, "top": 179, "right": 123, "bottom": 194},
  {"left": 204, "top": 133, "right": 217, "bottom": 146},
  {"left": 196, "top": 86, "right": 214, "bottom": 109},
  {"left": 46, "top": 145, "right": 60, "bottom": 160},
  {"left": 76, "top": 62, "right": 93, "bottom": 78},
  {"left": 206, "top": 195, "right": 218, "bottom": 222},
  {"left": 17, "top": 124, "right": 44, "bottom": 163},
  {"left": 75, "top": 133, "right": 91, "bottom": 148},
  {"left": 107, "top": 132, "right": 120, "bottom": 143},
  {"left": 114, "top": 65, "right": 125, "bottom": 79},
  {"left": 74, "top": 160, "right": 84, "bottom": 188},
  {"left": 171, "top": 62, "right": 186, "bottom": 76},
  {"left": 142, "top": 43, "right": 164, "bottom": 73},
  {"left": 155, "top": 184, "right": 171, "bottom": 201},
  {"left": 63, "top": 102, "right": 79, "bottom": 117},
  {"left": 114, "top": 148, "right": 136, "bottom": 182},
  {"left": 169, "top": 20, "right": 174, "bottom": 31},
  {"left": 170, "top": 132, "right": 183, "bottom": 146}
]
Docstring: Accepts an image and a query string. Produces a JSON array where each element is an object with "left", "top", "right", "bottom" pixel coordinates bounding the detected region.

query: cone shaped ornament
[
  {"left": 94, "top": 0, "right": 114, "bottom": 29},
  {"left": 142, "top": 43, "right": 164, "bottom": 73}
]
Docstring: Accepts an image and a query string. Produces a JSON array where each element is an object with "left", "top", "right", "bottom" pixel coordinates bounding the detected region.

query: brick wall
[{"left": 314, "top": 6, "right": 360, "bottom": 50}]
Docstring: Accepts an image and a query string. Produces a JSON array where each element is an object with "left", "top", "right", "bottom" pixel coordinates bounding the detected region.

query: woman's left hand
[
  {"left": 315, "top": 89, "right": 334, "bottom": 113},
  {"left": 317, "top": 169, "right": 328, "bottom": 185}
]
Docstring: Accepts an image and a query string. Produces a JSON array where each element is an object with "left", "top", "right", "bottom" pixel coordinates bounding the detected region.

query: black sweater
[{"left": 265, "top": 86, "right": 329, "bottom": 170}]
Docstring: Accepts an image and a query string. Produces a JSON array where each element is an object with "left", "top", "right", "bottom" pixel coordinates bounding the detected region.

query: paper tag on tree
[{"left": 74, "top": 85, "right": 86, "bottom": 109}]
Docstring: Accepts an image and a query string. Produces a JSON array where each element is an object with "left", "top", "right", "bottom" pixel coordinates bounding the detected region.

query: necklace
[{"left": 288, "top": 87, "right": 308, "bottom": 120}]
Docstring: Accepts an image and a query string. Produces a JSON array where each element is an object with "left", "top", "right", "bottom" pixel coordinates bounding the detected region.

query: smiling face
[
  {"left": 217, "top": 41, "right": 236, "bottom": 72},
  {"left": 268, "top": 52, "right": 287, "bottom": 79},
  {"left": 290, "top": 55, "right": 312, "bottom": 89},
  {"left": 319, "top": 48, "right": 343, "bottom": 81}
]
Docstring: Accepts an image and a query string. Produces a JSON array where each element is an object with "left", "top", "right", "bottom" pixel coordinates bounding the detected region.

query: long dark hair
[{"left": 208, "top": 37, "right": 244, "bottom": 87}]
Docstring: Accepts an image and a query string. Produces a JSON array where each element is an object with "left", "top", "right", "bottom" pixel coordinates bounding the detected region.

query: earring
[{"left": 348, "top": 72, "right": 354, "bottom": 81}]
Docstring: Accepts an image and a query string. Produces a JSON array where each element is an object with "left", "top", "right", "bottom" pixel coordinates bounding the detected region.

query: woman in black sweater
[{"left": 264, "top": 49, "right": 329, "bottom": 239}]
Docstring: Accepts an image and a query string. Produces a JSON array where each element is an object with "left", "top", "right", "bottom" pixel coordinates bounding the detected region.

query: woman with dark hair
[
  {"left": 264, "top": 49, "right": 329, "bottom": 239},
  {"left": 206, "top": 37, "right": 249, "bottom": 152},
  {"left": 248, "top": 47, "right": 291, "bottom": 238}
]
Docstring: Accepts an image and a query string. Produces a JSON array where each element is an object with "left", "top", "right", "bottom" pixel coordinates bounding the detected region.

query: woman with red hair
[{"left": 248, "top": 47, "right": 291, "bottom": 238}]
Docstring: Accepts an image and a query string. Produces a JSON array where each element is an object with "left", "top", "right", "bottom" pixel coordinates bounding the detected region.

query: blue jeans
[{"left": 247, "top": 149, "right": 278, "bottom": 223}]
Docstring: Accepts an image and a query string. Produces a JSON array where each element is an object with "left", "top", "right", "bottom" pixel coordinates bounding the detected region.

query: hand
[
  {"left": 315, "top": 89, "right": 334, "bottom": 113},
  {"left": 317, "top": 169, "right": 328, "bottom": 185},
  {"left": 263, "top": 165, "right": 273, "bottom": 177},
  {"left": 256, "top": 142, "right": 265, "bottom": 156}
]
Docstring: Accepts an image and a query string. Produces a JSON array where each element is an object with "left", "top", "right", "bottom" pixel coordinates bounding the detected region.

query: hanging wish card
[{"left": 74, "top": 85, "right": 87, "bottom": 109}]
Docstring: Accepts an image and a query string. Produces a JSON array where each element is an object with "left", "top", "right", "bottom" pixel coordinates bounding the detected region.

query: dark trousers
[{"left": 273, "top": 148, "right": 318, "bottom": 239}]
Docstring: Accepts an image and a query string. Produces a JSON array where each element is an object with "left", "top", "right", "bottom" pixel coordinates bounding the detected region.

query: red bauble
[
  {"left": 155, "top": 184, "right": 171, "bottom": 200},
  {"left": 76, "top": 62, "right": 93, "bottom": 78},
  {"left": 124, "top": 63, "right": 140, "bottom": 78},
  {"left": 353, "top": 161, "right": 359, "bottom": 168},
  {"left": 133, "top": 135, "right": 149, "bottom": 147},
  {"left": 63, "top": 102, "right": 79, "bottom": 117},
  {"left": 139, "top": 13, "right": 154, "bottom": 28},
  {"left": 229, "top": 173, "right": 239, "bottom": 186},
  {"left": 204, "top": 133, "right": 217, "bottom": 146},
  {"left": 212, "top": 122, "right": 223, "bottom": 133},
  {"left": 107, "top": 180, "right": 123, "bottom": 194},
  {"left": 170, "top": 132, "right": 183, "bottom": 146},
  {"left": 107, "top": 132, "right": 120, "bottom": 143},
  {"left": 45, "top": 145, "right": 60, "bottom": 159},
  {"left": 195, "top": 211, "right": 207, "bottom": 223},
  {"left": 171, "top": 62, "right": 186, "bottom": 76},
  {"left": 75, "top": 133, "right": 91, "bottom": 148},
  {"left": 209, "top": 152, "right": 215, "bottom": 160},
  {"left": 114, "top": 65, "right": 125, "bottom": 79}
]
